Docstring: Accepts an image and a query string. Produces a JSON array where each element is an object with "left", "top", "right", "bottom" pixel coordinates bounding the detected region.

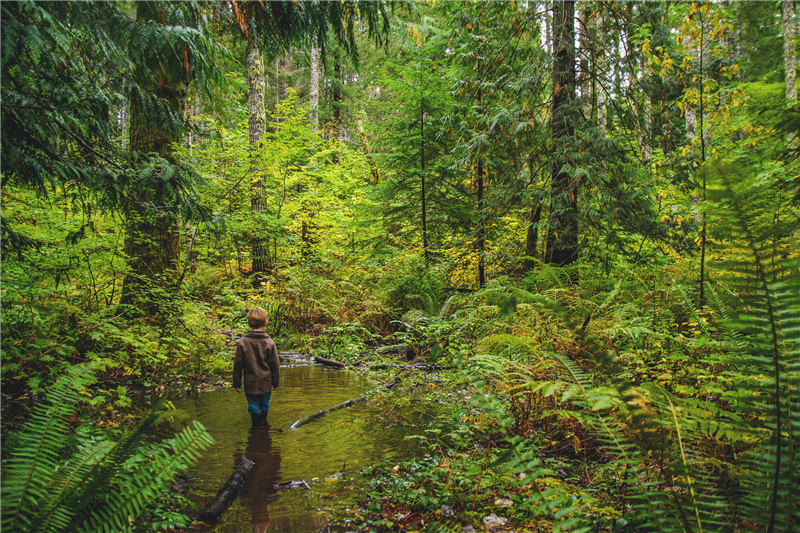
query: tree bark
[
  {"left": 119, "top": 2, "right": 185, "bottom": 316},
  {"left": 310, "top": 42, "right": 320, "bottom": 130},
  {"left": 785, "top": 0, "right": 797, "bottom": 147},
  {"left": 577, "top": 2, "right": 591, "bottom": 117},
  {"left": 248, "top": 42, "right": 271, "bottom": 279},
  {"left": 421, "top": 86, "right": 429, "bottom": 264},
  {"left": 545, "top": 0, "right": 578, "bottom": 267},
  {"left": 594, "top": 8, "right": 607, "bottom": 133}
]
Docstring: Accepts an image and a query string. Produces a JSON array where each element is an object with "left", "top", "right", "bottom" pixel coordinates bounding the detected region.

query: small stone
[
  {"left": 462, "top": 527, "right": 476, "bottom": 533},
  {"left": 440, "top": 504, "right": 455, "bottom": 518},
  {"left": 483, "top": 513, "right": 507, "bottom": 529}
]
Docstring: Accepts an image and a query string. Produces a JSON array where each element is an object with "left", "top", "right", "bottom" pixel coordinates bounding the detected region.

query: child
[{"left": 233, "top": 307, "right": 280, "bottom": 427}]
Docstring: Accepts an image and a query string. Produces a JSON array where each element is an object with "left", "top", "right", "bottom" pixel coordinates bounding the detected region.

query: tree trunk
[
  {"left": 595, "top": 9, "right": 606, "bottom": 133},
  {"left": 310, "top": 42, "right": 320, "bottom": 130},
  {"left": 698, "top": 10, "right": 709, "bottom": 307},
  {"left": 684, "top": 33, "right": 699, "bottom": 140},
  {"left": 248, "top": 42, "right": 271, "bottom": 279},
  {"left": 330, "top": 49, "right": 343, "bottom": 141},
  {"left": 119, "top": 2, "right": 185, "bottom": 316},
  {"left": 276, "top": 55, "right": 291, "bottom": 109},
  {"left": 421, "top": 88, "right": 429, "bottom": 263},
  {"left": 785, "top": 0, "right": 797, "bottom": 147},
  {"left": 545, "top": 0, "right": 578, "bottom": 267},
  {"left": 577, "top": 2, "right": 591, "bottom": 117}
]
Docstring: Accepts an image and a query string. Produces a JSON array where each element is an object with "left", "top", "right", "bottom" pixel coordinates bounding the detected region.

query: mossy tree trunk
[
  {"left": 785, "top": 0, "right": 797, "bottom": 148},
  {"left": 120, "top": 2, "right": 186, "bottom": 317},
  {"left": 248, "top": 41, "right": 271, "bottom": 280},
  {"left": 310, "top": 41, "right": 320, "bottom": 130},
  {"left": 545, "top": 0, "right": 578, "bottom": 267}
]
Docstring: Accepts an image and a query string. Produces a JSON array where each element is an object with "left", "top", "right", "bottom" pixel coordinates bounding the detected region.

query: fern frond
[
  {"left": 78, "top": 421, "right": 214, "bottom": 533},
  {"left": 36, "top": 439, "right": 117, "bottom": 532},
  {"left": 1, "top": 361, "right": 103, "bottom": 532},
  {"left": 1, "top": 363, "right": 214, "bottom": 533}
]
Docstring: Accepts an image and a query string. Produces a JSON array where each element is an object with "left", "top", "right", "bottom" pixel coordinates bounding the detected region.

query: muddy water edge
[{"left": 154, "top": 359, "right": 435, "bottom": 532}]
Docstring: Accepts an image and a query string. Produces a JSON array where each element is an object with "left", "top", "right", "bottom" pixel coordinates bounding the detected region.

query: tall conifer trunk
[
  {"left": 421, "top": 85, "right": 429, "bottom": 263},
  {"left": 310, "top": 41, "right": 320, "bottom": 130},
  {"left": 248, "top": 41, "right": 270, "bottom": 278},
  {"left": 120, "top": 2, "right": 185, "bottom": 315},
  {"left": 545, "top": 0, "right": 578, "bottom": 266},
  {"left": 595, "top": 8, "right": 607, "bottom": 133},
  {"left": 785, "top": 0, "right": 797, "bottom": 147}
]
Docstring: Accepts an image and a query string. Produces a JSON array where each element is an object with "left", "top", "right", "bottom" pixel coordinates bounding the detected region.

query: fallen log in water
[
  {"left": 197, "top": 457, "right": 255, "bottom": 524},
  {"left": 288, "top": 381, "right": 398, "bottom": 431},
  {"left": 289, "top": 396, "right": 366, "bottom": 430}
]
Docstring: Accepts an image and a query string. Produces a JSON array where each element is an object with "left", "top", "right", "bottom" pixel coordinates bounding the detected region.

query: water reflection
[
  {"left": 165, "top": 363, "right": 431, "bottom": 532},
  {"left": 235, "top": 425, "right": 281, "bottom": 533}
]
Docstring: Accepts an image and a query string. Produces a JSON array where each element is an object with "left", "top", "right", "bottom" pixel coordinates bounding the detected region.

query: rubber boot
[
  {"left": 250, "top": 413, "right": 263, "bottom": 427},
  {"left": 259, "top": 410, "right": 269, "bottom": 425}
]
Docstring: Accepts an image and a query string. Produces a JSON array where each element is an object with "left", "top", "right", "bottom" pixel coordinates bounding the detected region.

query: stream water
[{"left": 158, "top": 360, "right": 427, "bottom": 532}]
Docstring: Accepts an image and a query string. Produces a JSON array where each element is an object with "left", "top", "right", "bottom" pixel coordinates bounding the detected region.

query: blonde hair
[{"left": 247, "top": 307, "right": 268, "bottom": 329}]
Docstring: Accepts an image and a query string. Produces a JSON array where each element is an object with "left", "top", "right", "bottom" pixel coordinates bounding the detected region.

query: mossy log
[{"left": 197, "top": 457, "right": 255, "bottom": 523}]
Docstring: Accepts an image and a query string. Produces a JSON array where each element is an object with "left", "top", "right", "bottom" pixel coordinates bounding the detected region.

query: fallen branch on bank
[
  {"left": 375, "top": 343, "right": 411, "bottom": 354},
  {"left": 287, "top": 381, "right": 397, "bottom": 431},
  {"left": 196, "top": 457, "right": 255, "bottom": 524},
  {"left": 367, "top": 362, "right": 450, "bottom": 372}
]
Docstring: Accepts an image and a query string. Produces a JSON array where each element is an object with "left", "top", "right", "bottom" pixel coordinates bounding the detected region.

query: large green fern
[{"left": 1, "top": 362, "right": 215, "bottom": 533}]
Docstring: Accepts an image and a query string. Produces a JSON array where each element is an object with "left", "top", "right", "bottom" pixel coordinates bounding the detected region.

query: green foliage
[
  {"left": 1, "top": 362, "right": 215, "bottom": 532},
  {"left": 0, "top": 1, "right": 224, "bottom": 206},
  {"left": 312, "top": 322, "right": 375, "bottom": 362},
  {"left": 456, "top": 187, "right": 799, "bottom": 532},
  {"left": 378, "top": 253, "right": 447, "bottom": 317},
  {"left": 2, "top": 4, "right": 798, "bottom": 531}
]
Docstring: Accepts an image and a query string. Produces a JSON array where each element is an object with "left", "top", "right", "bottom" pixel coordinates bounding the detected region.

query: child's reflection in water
[{"left": 236, "top": 425, "right": 282, "bottom": 533}]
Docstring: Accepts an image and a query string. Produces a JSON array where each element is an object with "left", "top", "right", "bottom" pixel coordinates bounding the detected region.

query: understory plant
[
  {"left": 1, "top": 361, "right": 215, "bottom": 532},
  {"left": 462, "top": 181, "right": 800, "bottom": 532}
]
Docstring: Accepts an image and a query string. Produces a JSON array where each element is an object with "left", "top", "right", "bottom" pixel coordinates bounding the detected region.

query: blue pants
[{"left": 245, "top": 391, "right": 272, "bottom": 416}]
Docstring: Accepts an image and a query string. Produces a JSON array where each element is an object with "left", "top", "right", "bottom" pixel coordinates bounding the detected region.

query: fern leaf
[{"left": 1, "top": 362, "right": 103, "bottom": 532}]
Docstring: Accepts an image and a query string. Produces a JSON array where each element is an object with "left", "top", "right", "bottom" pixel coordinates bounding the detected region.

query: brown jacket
[{"left": 233, "top": 332, "right": 280, "bottom": 395}]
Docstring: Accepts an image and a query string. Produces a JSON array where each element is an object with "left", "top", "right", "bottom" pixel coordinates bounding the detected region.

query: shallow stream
[{"left": 158, "top": 360, "right": 426, "bottom": 532}]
